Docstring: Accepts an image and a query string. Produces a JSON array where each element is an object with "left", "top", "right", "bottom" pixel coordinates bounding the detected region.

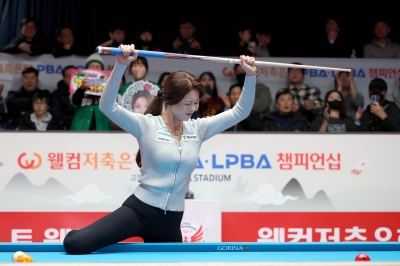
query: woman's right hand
[
  {"left": 116, "top": 44, "right": 138, "bottom": 65},
  {"left": 323, "top": 106, "right": 330, "bottom": 120}
]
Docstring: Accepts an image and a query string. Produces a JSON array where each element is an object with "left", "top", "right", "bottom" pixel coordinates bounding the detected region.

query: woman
[
  {"left": 311, "top": 90, "right": 362, "bottom": 132},
  {"left": 63, "top": 44, "right": 257, "bottom": 254},
  {"left": 198, "top": 72, "right": 225, "bottom": 117},
  {"left": 135, "top": 28, "right": 161, "bottom": 51},
  {"left": 158, "top": 72, "right": 171, "bottom": 86}
]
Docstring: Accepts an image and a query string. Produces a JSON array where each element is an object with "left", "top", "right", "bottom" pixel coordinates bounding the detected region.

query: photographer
[
  {"left": 360, "top": 78, "right": 400, "bottom": 132},
  {"left": 169, "top": 21, "right": 204, "bottom": 55}
]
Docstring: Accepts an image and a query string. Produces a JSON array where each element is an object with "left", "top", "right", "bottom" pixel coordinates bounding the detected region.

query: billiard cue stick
[{"left": 96, "top": 46, "right": 351, "bottom": 72}]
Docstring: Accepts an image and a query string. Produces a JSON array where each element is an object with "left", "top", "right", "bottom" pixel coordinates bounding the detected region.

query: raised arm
[
  {"left": 197, "top": 56, "right": 257, "bottom": 140},
  {"left": 99, "top": 44, "right": 147, "bottom": 138}
]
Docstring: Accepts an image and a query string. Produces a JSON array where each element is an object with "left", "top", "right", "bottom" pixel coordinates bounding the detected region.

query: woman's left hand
[{"left": 240, "top": 55, "right": 257, "bottom": 76}]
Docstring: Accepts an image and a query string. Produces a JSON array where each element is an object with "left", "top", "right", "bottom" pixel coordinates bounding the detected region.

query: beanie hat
[{"left": 85, "top": 53, "right": 105, "bottom": 70}]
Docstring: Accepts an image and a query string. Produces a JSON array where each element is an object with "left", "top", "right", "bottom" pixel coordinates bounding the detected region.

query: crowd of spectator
[{"left": 0, "top": 17, "right": 400, "bottom": 133}]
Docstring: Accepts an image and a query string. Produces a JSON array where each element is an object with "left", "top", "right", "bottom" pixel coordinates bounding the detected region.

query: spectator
[
  {"left": 52, "top": 25, "right": 86, "bottom": 58},
  {"left": 3, "top": 17, "right": 48, "bottom": 56},
  {"left": 235, "top": 64, "right": 271, "bottom": 114},
  {"left": 311, "top": 90, "right": 362, "bottom": 132},
  {"left": 359, "top": 78, "right": 400, "bottom": 132},
  {"left": 158, "top": 72, "right": 171, "bottom": 86},
  {"left": 251, "top": 90, "right": 309, "bottom": 132},
  {"left": 118, "top": 57, "right": 159, "bottom": 103},
  {"left": 198, "top": 72, "right": 225, "bottom": 117},
  {"left": 278, "top": 63, "right": 323, "bottom": 123},
  {"left": 231, "top": 27, "right": 256, "bottom": 56},
  {"left": 99, "top": 24, "right": 126, "bottom": 48},
  {"left": 135, "top": 28, "right": 161, "bottom": 51},
  {"left": 392, "top": 75, "right": 400, "bottom": 109},
  {"left": 169, "top": 21, "right": 203, "bottom": 55},
  {"left": 5, "top": 67, "right": 43, "bottom": 129},
  {"left": 50, "top": 65, "right": 77, "bottom": 129},
  {"left": 315, "top": 19, "right": 354, "bottom": 58},
  {"left": 255, "top": 29, "right": 272, "bottom": 57},
  {"left": 221, "top": 83, "right": 249, "bottom": 131},
  {"left": 335, "top": 71, "right": 364, "bottom": 120},
  {"left": 363, "top": 21, "right": 400, "bottom": 58},
  {"left": 0, "top": 84, "right": 7, "bottom": 129},
  {"left": 18, "top": 90, "right": 65, "bottom": 131},
  {"left": 70, "top": 54, "right": 112, "bottom": 131}
]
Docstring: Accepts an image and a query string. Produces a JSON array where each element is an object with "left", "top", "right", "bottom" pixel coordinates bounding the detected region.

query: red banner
[{"left": 1, "top": 212, "right": 400, "bottom": 243}]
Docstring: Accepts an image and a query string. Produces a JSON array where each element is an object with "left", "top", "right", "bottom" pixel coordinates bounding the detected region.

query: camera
[{"left": 204, "top": 85, "right": 212, "bottom": 95}]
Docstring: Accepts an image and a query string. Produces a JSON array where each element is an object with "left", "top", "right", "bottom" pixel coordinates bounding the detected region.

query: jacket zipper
[{"left": 164, "top": 141, "right": 182, "bottom": 214}]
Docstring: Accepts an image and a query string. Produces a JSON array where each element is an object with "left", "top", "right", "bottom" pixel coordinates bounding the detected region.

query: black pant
[{"left": 63, "top": 194, "right": 183, "bottom": 254}]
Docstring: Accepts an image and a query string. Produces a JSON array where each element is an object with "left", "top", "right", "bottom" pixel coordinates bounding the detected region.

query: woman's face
[
  {"left": 130, "top": 61, "right": 147, "bottom": 81},
  {"left": 140, "top": 31, "right": 152, "bottom": 42},
  {"left": 87, "top": 62, "right": 102, "bottom": 71},
  {"left": 327, "top": 91, "right": 342, "bottom": 105},
  {"left": 229, "top": 86, "right": 242, "bottom": 106},
  {"left": 132, "top": 96, "right": 149, "bottom": 114},
  {"left": 170, "top": 89, "right": 200, "bottom": 121},
  {"left": 200, "top": 74, "right": 215, "bottom": 90}
]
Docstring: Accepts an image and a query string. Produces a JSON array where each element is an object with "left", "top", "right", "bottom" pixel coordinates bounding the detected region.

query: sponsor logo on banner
[
  {"left": 217, "top": 245, "right": 246, "bottom": 251},
  {"left": 181, "top": 221, "right": 204, "bottom": 242},
  {"left": 196, "top": 154, "right": 271, "bottom": 169},
  {"left": 17, "top": 153, "right": 42, "bottom": 170}
]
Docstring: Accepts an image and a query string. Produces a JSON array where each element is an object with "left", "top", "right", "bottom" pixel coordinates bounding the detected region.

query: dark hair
[
  {"left": 56, "top": 25, "right": 73, "bottom": 37},
  {"left": 288, "top": 62, "right": 305, "bottom": 75},
  {"left": 129, "top": 57, "right": 148, "bottom": 73},
  {"left": 108, "top": 23, "right": 125, "bottom": 33},
  {"left": 22, "top": 67, "right": 39, "bottom": 77},
  {"left": 32, "top": 90, "right": 51, "bottom": 105},
  {"left": 324, "top": 90, "right": 347, "bottom": 120},
  {"left": 121, "top": 75, "right": 126, "bottom": 85},
  {"left": 227, "top": 83, "right": 242, "bottom": 96},
  {"left": 136, "top": 28, "right": 152, "bottom": 40},
  {"left": 199, "top": 72, "right": 218, "bottom": 98},
  {"left": 369, "top": 78, "right": 387, "bottom": 91},
  {"left": 275, "top": 89, "right": 294, "bottom": 102},
  {"left": 131, "top": 90, "right": 153, "bottom": 112},
  {"left": 374, "top": 20, "right": 389, "bottom": 29},
  {"left": 179, "top": 20, "right": 195, "bottom": 27},
  {"left": 256, "top": 28, "right": 272, "bottom": 36},
  {"left": 238, "top": 26, "right": 251, "bottom": 32},
  {"left": 20, "top": 17, "right": 36, "bottom": 29},
  {"left": 158, "top": 72, "right": 171, "bottom": 85},
  {"left": 136, "top": 71, "right": 204, "bottom": 167},
  {"left": 62, "top": 65, "right": 76, "bottom": 77}
]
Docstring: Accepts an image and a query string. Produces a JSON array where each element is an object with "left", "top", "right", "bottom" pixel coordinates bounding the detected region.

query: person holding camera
[
  {"left": 359, "top": 78, "right": 400, "bottom": 132},
  {"left": 198, "top": 72, "right": 225, "bottom": 117},
  {"left": 169, "top": 21, "right": 204, "bottom": 55}
]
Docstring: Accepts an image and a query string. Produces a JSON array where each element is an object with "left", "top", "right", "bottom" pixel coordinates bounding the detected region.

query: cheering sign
[
  {"left": 69, "top": 69, "right": 109, "bottom": 96},
  {"left": 120, "top": 81, "right": 159, "bottom": 114}
]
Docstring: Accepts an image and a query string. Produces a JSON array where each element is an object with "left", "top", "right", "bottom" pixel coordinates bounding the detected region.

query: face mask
[
  {"left": 236, "top": 73, "right": 246, "bottom": 85},
  {"left": 140, "top": 40, "right": 151, "bottom": 46},
  {"left": 328, "top": 100, "right": 342, "bottom": 110},
  {"left": 131, "top": 66, "right": 147, "bottom": 80}
]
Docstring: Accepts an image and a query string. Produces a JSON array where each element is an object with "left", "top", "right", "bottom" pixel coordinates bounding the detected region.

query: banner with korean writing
[
  {"left": 1, "top": 53, "right": 400, "bottom": 109},
  {"left": 69, "top": 68, "right": 109, "bottom": 96},
  {"left": 0, "top": 132, "right": 400, "bottom": 212}
]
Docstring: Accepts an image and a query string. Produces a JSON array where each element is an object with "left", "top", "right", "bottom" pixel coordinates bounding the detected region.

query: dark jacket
[
  {"left": 5, "top": 87, "right": 43, "bottom": 129},
  {"left": 52, "top": 43, "right": 88, "bottom": 58},
  {"left": 310, "top": 115, "right": 360, "bottom": 132},
  {"left": 18, "top": 111, "right": 66, "bottom": 131},
  {"left": 314, "top": 34, "right": 354, "bottom": 58},
  {"left": 3, "top": 34, "right": 48, "bottom": 56},
  {"left": 360, "top": 100, "right": 400, "bottom": 132},
  {"left": 259, "top": 111, "right": 309, "bottom": 132},
  {"left": 50, "top": 80, "right": 75, "bottom": 129}
]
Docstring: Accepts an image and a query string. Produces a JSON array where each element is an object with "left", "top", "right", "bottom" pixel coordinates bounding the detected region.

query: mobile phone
[
  {"left": 204, "top": 85, "right": 212, "bottom": 95},
  {"left": 371, "top": 94, "right": 381, "bottom": 103},
  {"left": 248, "top": 41, "right": 256, "bottom": 48}
]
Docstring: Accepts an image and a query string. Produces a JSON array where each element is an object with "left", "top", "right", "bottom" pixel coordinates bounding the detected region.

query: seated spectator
[
  {"left": 363, "top": 21, "right": 400, "bottom": 58},
  {"left": 359, "top": 78, "right": 400, "bottom": 132},
  {"left": 135, "top": 28, "right": 161, "bottom": 51},
  {"left": 311, "top": 90, "right": 362, "bottom": 132},
  {"left": 18, "top": 90, "right": 65, "bottom": 131},
  {"left": 235, "top": 64, "right": 271, "bottom": 114},
  {"left": 252, "top": 90, "right": 309, "bottom": 132},
  {"left": 5, "top": 67, "right": 43, "bottom": 129},
  {"left": 335, "top": 71, "right": 364, "bottom": 120},
  {"left": 230, "top": 27, "right": 255, "bottom": 56},
  {"left": 3, "top": 17, "right": 48, "bottom": 56},
  {"left": 277, "top": 63, "right": 323, "bottom": 123},
  {"left": 158, "top": 72, "right": 171, "bottom": 86},
  {"left": 315, "top": 19, "right": 354, "bottom": 58},
  {"left": 392, "top": 74, "right": 400, "bottom": 109},
  {"left": 118, "top": 57, "right": 159, "bottom": 103},
  {"left": 99, "top": 24, "right": 126, "bottom": 48},
  {"left": 169, "top": 21, "right": 203, "bottom": 55},
  {"left": 198, "top": 72, "right": 225, "bottom": 117},
  {"left": 50, "top": 65, "right": 77, "bottom": 129},
  {"left": 70, "top": 54, "right": 112, "bottom": 131},
  {"left": 52, "top": 25, "right": 87, "bottom": 58},
  {"left": 255, "top": 29, "right": 272, "bottom": 57}
]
